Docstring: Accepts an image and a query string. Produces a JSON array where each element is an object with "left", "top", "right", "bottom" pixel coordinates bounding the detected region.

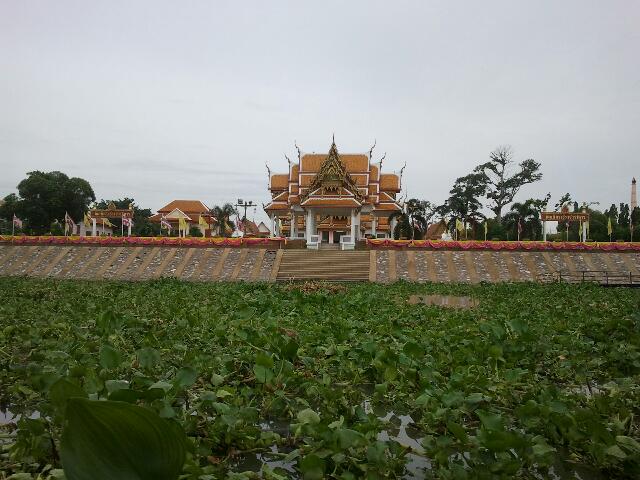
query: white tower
[{"left": 632, "top": 177, "right": 637, "bottom": 210}]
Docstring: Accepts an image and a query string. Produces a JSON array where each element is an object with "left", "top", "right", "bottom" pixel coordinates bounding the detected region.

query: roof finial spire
[{"left": 332, "top": 133, "right": 335, "bottom": 144}]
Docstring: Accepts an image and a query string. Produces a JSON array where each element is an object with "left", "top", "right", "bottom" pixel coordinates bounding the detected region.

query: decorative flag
[
  {"left": 607, "top": 217, "right": 613, "bottom": 237},
  {"left": 455, "top": 218, "right": 464, "bottom": 233},
  {"left": 483, "top": 221, "right": 488, "bottom": 239},
  {"left": 199, "top": 215, "right": 208, "bottom": 228},
  {"left": 83, "top": 212, "right": 92, "bottom": 227},
  {"left": 122, "top": 217, "right": 133, "bottom": 227},
  {"left": 161, "top": 215, "right": 172, "bottom": 231},
  {"left": 178, "top": 217, "right": 187, "bottom": 233},
  {"left": 64, "top": 212, "right": 76, "bottom": 235},
  {"left": 13, "top": 214, "right": 23, "bottom": 229}
]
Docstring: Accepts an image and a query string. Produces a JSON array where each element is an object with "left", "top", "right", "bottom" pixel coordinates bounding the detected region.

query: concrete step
[{"left": 276, "top": 249, "right": 370, "bottom": 282}]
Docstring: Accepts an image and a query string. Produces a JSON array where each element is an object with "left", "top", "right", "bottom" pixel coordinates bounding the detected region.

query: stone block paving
[
  {"left": 0, "top": 245, "right": 280, "bottom": 283},
  {"left": 373, "top": 249, "right": 640, "bottom": 283}
]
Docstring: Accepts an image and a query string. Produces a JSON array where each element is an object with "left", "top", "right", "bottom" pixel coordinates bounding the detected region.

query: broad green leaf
[
  {"left": 136, "top": 347, "right": 160, "bottom": 370},
  {"left": 297, "top": 408, "right": 320, "bottom": 425},
  {"left": 299, "top": 454, "right": 325, "bottom": 480},
  {"left": 605, "top": 444, "right": 627, "bottom": 459},
  {"left": 210, "top": 373, "right": 224, "bottom": 386},
  {"left": 60, "top": 398, "right": 186, "bottom": 480},
  {"left": 255, "top": 352, "right": 274, "bottom": 369},
  {"left": 336, "top": 428, "right": 365, "bottom": 449},
  {"left": 616, "top": 435, "right": 640, "bottom": 453},
  {"left": 476, "top": 409, "right": 503, "bottom": 431},
  {"left": 253, "top": 364, "right": 274, "bottom": 383},
  {"left": 174, "top": 367, "right": 197, "bottom": 388},
  {"left": 403, "top": 341, "right": 424, "bottom": 359},
  {"left": 99, "top": 344, "right": 121, "bottom": 369},
  {"left": 446, "top": 421, "right": 468, "bottom": 443},
  {"left": 532, "top": 443, "right": 556, "bottom": 456},
  {"left": 104, "top": 380, "right": 129, "bottom": 393},
  {"left": 50, "top": 378, "right": 87, "bottom": 413}
]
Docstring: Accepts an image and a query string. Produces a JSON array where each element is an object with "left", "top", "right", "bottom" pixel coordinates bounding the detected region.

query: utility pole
[{"left": 235, "top": 199, "right": 255, "bottom": 236}]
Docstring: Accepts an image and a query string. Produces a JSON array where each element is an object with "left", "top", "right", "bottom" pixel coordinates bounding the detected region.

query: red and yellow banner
[
  {"left": 367, "top": 238, "right": 640, "bottom": 252},
  {"left": 0, "top": 235, "right": 285, "bottom": 248}
]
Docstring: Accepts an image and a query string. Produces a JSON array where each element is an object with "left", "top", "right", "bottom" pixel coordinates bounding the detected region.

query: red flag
[{"left": 13, "top": 214, "right": 23, "bottom": 228}]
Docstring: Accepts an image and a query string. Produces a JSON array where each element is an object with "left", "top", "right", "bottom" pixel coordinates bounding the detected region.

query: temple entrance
[{"left": 333, "top": 231, "right": 343, "bottom": 244}]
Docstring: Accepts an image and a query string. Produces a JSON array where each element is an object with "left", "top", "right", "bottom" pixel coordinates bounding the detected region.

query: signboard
[
  {"left": 90, "top": 202, "right": 133, "bottom": 219},
  {"left": 91, "top": 209, "right": 133, "bottom": 219},
  {"left": 541, "top": 212, "right": 589, "bottom": 222}
]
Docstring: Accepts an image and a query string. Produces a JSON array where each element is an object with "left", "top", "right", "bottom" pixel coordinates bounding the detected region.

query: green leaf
[
  {"left": 299, "top": 454, "right": 325, "bottom": 480},
  {"left": 99, "top": 344, "right": 121, "bottom": 369},
  {"left": 605, "top": 444, "right": 627, "bottom": 459},
  {"left": 60, "top": 398, "right": 186, "bottom": 480},
  {"left": 174, "top": 367, "right": 197, "bottom": 388},
  {"left": 446, "top": 421, "right": 468, "bottom": 443},
  {"left": 476, "top": 409, "right": 503, "bottom": 431},
  {"left": 297, "top": 408, "right": 320, "bottom": 425},
  {"left": 403, "top": 341, "right": 424, "bottom": 359},
  {"left": 255, "top": 352, "right": 274, "bottom": 369},
  {"left": 616, "top": 435, "right": 640, "bottom": 454},
  {"left": 50, "top": 378, "right": 87, "bottom": 413},
  {"left": 532, "top": 442, "right": 556, "bottom": 457},
  {"left": 253, "top": 364, "right": 274, "bottom": 383},
  {"left": 136, "top": 347, "right": 160, "bottom": 370},
  {"left": 210, "top": 373, "right": 224, "bottom": 386},
  {"left": 336, "top": 428, "right": 365, "bottom": 449}
]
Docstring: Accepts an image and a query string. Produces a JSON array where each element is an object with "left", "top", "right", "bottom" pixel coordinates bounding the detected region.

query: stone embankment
[{"left": 0, "top": 244, "right": 639, "bottom": 283}]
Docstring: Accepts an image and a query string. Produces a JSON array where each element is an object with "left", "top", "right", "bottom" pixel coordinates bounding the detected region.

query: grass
[{"left": 0, "top": 277, "right": 639, "bottom": 479}]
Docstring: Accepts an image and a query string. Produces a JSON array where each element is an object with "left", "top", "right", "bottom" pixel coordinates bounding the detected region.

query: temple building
[
  {"left": 264, "top": 139, "right": 402, "bottom": 248},
  {"left": 149, "top": 200, "right": 212, "bottom": 235}
]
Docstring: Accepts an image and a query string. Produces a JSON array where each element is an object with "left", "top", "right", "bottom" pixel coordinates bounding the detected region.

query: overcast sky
[{"left": 1, "top": 1, "right": 638, "bottom": 223}]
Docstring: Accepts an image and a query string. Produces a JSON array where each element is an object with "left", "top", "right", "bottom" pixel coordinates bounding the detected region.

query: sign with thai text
[
  {"left": 91, "top": 209, "right": 133, "bottom": 219},
  {"left": 541, "top": 212, "right": 589, "bottom": 222}
]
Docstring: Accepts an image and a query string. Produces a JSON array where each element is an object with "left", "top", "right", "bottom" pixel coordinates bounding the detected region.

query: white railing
[
  {"left": 307, "top": 234, "right": 320, "bottom": 249},
  {"left": 340, "top": 235, "right": 355, "bottom": 250}
]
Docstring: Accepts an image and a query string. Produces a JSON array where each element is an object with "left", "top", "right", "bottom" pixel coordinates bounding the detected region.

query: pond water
[{"left": 407, "top": 294, "right": 479, "bottom": 309}]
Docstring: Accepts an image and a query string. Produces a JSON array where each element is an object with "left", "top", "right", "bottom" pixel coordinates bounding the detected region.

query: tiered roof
[
  {"left": 265, "top": 140, "right": 401, "bottom": 213},
  {"left": 149, "top": 200, "right": 212, "bottom": 223}
]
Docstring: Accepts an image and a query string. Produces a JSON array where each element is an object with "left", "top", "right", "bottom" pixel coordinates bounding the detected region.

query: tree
[
  {"left": 554, "top": 193, "right": 572, "bottom": 211},
  {"left": 604, "top": 203, "right": 618, "bottom": 223},
  {"left": 390, "top": 199, "right": 436, "bottom": 239},
  {"left": 473, "top": 146, "right": 542, "bottom": 222},
  {"left": 503, "top": 194, "right": 550, "bottom": 241},
  {"left": 630, "top": 206, "right": 640, "bottom": 242},
  {"left": 210, "top": 204, "right": 236, "bottom": 237},
  {"left": 438, "top": 173, "right": 486, "bottom": 238},
  {"left": 93, "top": 198, "right": 157, "bottom": 236},
  {"left": 2, "top": 171, "right": 95, "bottom": 234}
]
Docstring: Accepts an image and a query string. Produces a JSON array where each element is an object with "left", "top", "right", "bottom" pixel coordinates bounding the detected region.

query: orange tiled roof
[
  {"left": 380, "top": 174, "right": 400, "bottom": 192},
  {"left": 158, "top": 200, "right": 210, "bottom": 214},
  {"left": 270, "top": 174, "right": 289, "bottom": 190},
  {"left": 266, "top": 140, "right": 403, "bottom": 213}
]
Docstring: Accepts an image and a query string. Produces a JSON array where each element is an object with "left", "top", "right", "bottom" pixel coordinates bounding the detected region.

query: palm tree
[
  {"left": 210, "top": 203, "right": 237, "bottom": 237},
  {"left": 503, "top": 200, "right": 541, "bottom": 240}
]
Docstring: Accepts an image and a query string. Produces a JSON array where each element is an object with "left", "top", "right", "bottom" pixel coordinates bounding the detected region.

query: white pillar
[
  {"left": 390, "top": 217, "right": 397, "bottom": 239},
  {"left": 92, "top": 218, "right": 97, "bottom": 236},
  {"left": 350, "top": 209, "right": 356, "bottom": 242},
  {"left": 128, "top": 223, "right": 132, "bottom": 237},
  {"left": 543, "top": 221, "right": 547, "bottom": 241},
  {"left": 270, "top": 215, "right": 275, "bottom": 237},
  {"left": 371, "top": 215, "right": 377, "bottom": 238},
  {"left": 306, "top": 210, "right": 313, "bottom": 240},
  {"left": 582, "top": 221, "right": 587, "bottom": 242},
  {"left": 290, "top": 214, "right": 296, "bottom": 239}
]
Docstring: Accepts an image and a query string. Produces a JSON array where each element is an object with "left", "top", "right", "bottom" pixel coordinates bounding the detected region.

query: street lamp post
[{"left": 235, "top": 199, "right": 255, "bottom": 236}]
